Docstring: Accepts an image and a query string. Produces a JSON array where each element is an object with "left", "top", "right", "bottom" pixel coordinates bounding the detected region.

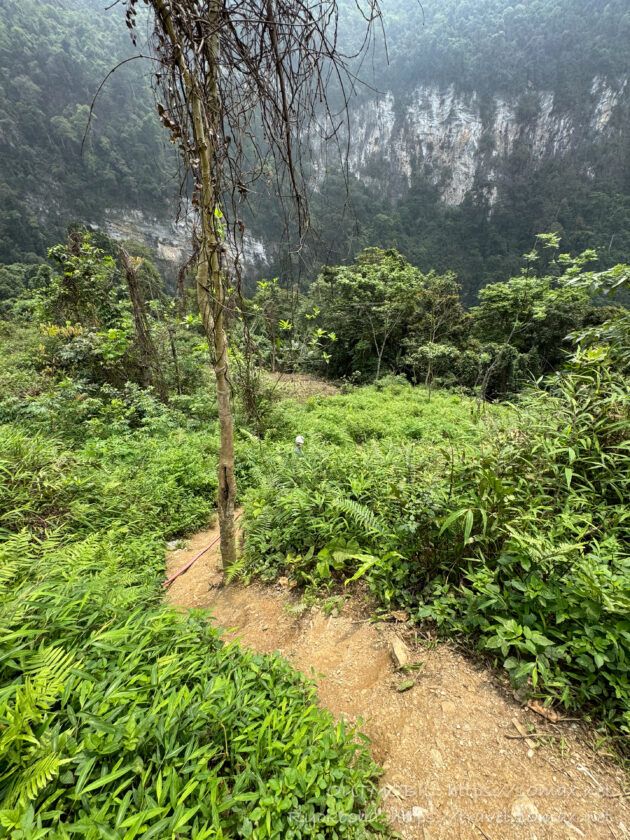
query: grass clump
[
  {"left": 269, "top": 385, "right": 493, "bottom": 447},
  {"left": 241, "top": 387, "right": 506, "bottom": 598}
]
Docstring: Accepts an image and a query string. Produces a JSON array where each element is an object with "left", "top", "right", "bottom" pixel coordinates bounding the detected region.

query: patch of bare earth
[
  {"left": 265, "top": 371, "right": 340, "bottom": 400},
  {"left": 166, "top": 525, "right": 630, "bottom": 840}
]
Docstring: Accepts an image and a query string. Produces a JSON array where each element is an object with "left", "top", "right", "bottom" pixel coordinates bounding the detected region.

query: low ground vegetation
[
  {"left": 242, "top": 356, "right": 630, "bottom": 737},
  {"left": 1, "top": 230, "right": 630, "bottom": 833},
  {"left": 0, "top": 418, "right": 386, "bottom": 838}
]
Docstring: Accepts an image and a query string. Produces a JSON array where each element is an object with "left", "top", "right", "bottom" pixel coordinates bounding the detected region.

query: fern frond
[
  {"left": 7, "top": 751, "right": 63, "bottom": 806},
  {"left": 23, "top": 645, "right": 76, "bottom": 708},
  {"left": 332, "top": 498, "right": 387, "bottom": 536},
  {"left": 225, "top": 553, "right": 249, "bottom": 584},
  {"left": 0, "top": 560, "right": 20, "bottom": 592}
]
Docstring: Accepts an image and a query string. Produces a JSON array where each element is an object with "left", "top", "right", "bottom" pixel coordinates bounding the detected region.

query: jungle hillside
[{"left": 1, "top": 1, "right": 630, "bottom": 839}]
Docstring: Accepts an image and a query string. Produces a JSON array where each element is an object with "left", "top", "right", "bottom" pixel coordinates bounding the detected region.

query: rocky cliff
[
  {"left": 99, "top": 75, "right": 628, "bottom": 288},
  {"left": 347, "top": 77, "right": 628, "bottom": 205},
  {"left": 97, "top": 208, "right": 269, "bottom": 286}
]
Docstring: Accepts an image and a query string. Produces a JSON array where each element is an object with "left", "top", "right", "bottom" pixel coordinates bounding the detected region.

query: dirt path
[{"left": 166, "top": 523, "right": 630, "bottom": 840}]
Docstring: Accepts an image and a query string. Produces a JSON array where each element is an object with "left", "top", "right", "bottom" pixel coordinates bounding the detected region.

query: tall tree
[
  {"left": 122, "top": 0, "right": 381, "bottom": 566},
  {"left": 311, "top": 248, "right": 425, "bottom": 380}
]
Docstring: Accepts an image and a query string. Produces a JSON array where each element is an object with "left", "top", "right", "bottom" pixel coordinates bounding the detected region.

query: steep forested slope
[
  {"left": 1, "top": 0, "right": 629, "bottom": 302},
  {"left": 375, "top": 0, "right": 630, "bottom": 96},
  {"left": 293, "top": 0, "right": 630, "bottom": 300},
  {"left": 0, "top": 0, "right": 176, "bottom": 263}
]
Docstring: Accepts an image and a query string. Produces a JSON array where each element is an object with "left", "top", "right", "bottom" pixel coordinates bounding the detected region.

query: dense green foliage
[
  {"left": 248, "top": 241, "right": 609, "bottom": 397},
  {"left": 2, "top": 211, "right": 630, "bottom": 839},
  {"left": 237, "top": 252, "right": 630, "bottom": 740},
  {"left": 0, "top": 366, "right": 386, "bottom": 838},
  {"left": 241, "top": 356, "right": 630, "bottom": 737},
  {"left": 0, "top": 229, "right": 215, "bottom": 439},
  {"left": 1, "top": 0, "right": 630, "bottom": 821},
  {"left": 373, "top": 0, "right": 630, "bottom": 97},
  {"left": 0, "top": 229, "right": 395, "bottom": 836},
  {"left": 1, "top": 0, "right": 629, "bottom": 306}
]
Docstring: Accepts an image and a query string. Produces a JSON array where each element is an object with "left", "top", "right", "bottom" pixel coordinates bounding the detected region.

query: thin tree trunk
[
  {"left": 197, "top": 245, "right": 236, "bottom": 569},
  {"left": 375, "top": 347, "right": 384, "bottom": 381},
  {"left": 152, "top": 0, "right": 236, "bottom": 568},
  {"left": 266, "top": 317, "right": 276, "bottom": 373},
  {"left": 120, "top": 247, "right": 168, "bottom": 402},
  {"left": 166, "top": 323, "right": 182, "bottom": 396},
  {"left": 197, "top": 6, "right": 237, "bottom": 569},
  {"left": 368, "top": 313, "right": 384, "bottom": 381}
]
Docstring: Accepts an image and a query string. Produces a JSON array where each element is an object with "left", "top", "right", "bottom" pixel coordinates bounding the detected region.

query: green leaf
[
  {"left": 463, "top": 509, "right": 474, "bottom": 543},
  {"left": 81, "top": 764, "right": 133, "bottom": 794}
]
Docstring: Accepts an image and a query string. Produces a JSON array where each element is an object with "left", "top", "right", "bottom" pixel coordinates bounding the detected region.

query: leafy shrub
[
  {"left": 0, "top": 378, "right": 179, "bottom": 443},
  {"left": 0, "top": 322, "right": 44, "bottom": 399},
  {"left": 168, "top": 391, "right": 219, "bottom": 426},
  {"left": 0, "top": 426, "right": 74, "bottom": 535},
  {"left": 372, "top": 374, "right": 410, "bottom": 393},
  {"left": 418, "top": 357, "right": 630, "bottom": 734}
]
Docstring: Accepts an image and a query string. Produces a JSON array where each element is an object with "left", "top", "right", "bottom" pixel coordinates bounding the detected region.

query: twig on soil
[
  {"left": 527, "top": 699, "right": 559, "bottom": 722},
  {"left": 511, "top": 718, "right": 537, "bottom": 750},
  {"left": 384, "top": 783, "right": 405, "bottom": 800},
  {"left": 473, "top": 825, "right": 494, "bottom": 840},
  {"left": 577, "top": 763, "right": 604, "bottom": 792},
  {"left": 607, "top": 820, "right": 619, "bottom": 839}
]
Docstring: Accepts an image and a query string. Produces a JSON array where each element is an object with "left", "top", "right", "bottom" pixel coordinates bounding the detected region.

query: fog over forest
[{"left": 1, "top": 0, "right": 629, "bottom": 298}]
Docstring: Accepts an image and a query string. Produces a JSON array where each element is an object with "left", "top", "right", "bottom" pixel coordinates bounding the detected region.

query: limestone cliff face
[
  {"left": 98, "top": 208, "right": 268, "bottom": 281},
  {"left": 100, "top": 210, "right": 193, "bottom": 265},
  {"left": 100, "top": 78, "right": 627, "bottom": 272},
  {"left": 347, "top": 77, "right": 628, "bottom": 205}
]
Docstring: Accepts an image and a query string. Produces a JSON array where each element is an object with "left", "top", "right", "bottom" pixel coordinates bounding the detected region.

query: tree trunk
[
  {"left": 375, "top": 346, "right": 384, "bottom": 381},
  {"left": 152, "top": 0, "right": 237, "bottom": 568},
  {"left": 166, "top": 323, "right": 182, "bottom": 396},
  {"left": 197, "top": 8, "right": 237, "bottom": 569},
  {"left": 120, "top": 247, "right": 168, "bottom": 402},
  {"left": 197, "top": 250, "right": 237, "bottom": 569},
  {"left": 266, "top": 316, "right": 276, "bottom": 373},
  {"left": 425, "top": 360, "right": 433, "bottom": 402}
]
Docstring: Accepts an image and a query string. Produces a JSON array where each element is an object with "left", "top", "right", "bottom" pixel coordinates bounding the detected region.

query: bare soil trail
[{"left": 166, "top": 523, "right": 630, "bottom": 840}]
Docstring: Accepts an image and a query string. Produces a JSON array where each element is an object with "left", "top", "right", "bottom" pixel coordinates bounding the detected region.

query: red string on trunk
[{"left": 162, "top": 512, "right": 242, "bottom": 588}]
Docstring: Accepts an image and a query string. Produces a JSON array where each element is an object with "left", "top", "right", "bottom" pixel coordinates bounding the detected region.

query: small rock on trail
[{"left": 391, "top": 634, "right": 410, "bottom": 669}]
